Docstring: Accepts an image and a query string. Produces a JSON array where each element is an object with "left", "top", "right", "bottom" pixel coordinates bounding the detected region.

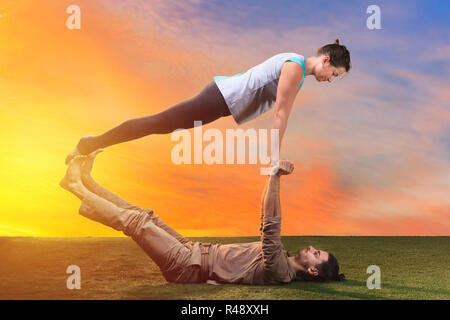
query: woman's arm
[{"left": 271, "top": 61, "right": 304, "bottom": 154}]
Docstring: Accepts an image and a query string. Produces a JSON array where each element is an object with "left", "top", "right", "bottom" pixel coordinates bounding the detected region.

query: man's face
[
  {"left": 314, "top": 56, "right": 347, "bottom": 83},
  {"left": 295, "top": 245, "right": 329, "bottom": 273}
]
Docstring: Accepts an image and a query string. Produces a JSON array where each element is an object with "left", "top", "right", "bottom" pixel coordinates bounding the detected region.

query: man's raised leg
[
  {"left": 80, "top": 150, "right": 191, "bottom": 246},
  {"left": 60, "top": 156, "right": 192, "bottom": 272},
  {"left": 79, "top": 149, "right": 144, "bottom": 212}
]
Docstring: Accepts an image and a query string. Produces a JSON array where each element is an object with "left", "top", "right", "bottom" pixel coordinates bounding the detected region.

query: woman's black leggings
[{"left": 76, "top": 81, "right": 231, "bottom": 155}]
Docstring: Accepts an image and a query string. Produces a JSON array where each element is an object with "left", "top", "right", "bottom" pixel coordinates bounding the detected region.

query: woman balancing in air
[{"left": 65, "top": 39, "right": 351, "bottom": 164}]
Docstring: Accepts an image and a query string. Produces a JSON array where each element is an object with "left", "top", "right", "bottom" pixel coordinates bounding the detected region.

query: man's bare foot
[
  {"left": 81, "top": 149, "right": 103, "bottom": 180},
  {"left": 81, "top": 149, "right": 103, "bottom": 189},
  {"left": 60, "top": 156, "right": 88, "bottom": 198},
  {"left": 65, "top": 134, "right": 95, "bottom": 165},
  {"left": 65, "top": 147, "right": 81, "bottom": 166}
]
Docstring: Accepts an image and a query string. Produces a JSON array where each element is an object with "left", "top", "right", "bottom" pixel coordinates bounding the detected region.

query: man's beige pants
[{"left": 78, "top": 181, "right": 205, "bottom": 283}]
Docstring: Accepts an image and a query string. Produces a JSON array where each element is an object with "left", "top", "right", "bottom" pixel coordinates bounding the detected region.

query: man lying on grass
[{"left": 60, "top": 150, "right": 345, "bottom": 284}]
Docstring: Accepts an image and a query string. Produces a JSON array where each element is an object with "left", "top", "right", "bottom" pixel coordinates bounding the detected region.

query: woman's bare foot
[
  {"left": 65, "top": 134, "right": 95, "bottom": 165},
  {"left": 60, "top": 156, "right": 88, "bottom": 199}
]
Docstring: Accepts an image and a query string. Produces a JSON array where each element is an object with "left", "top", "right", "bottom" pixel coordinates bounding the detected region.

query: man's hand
[{"left": 276, "top": 160, "right": 294, "bottom": 176}]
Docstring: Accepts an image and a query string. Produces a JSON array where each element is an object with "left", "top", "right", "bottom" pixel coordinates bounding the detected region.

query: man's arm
[
  {"left": 261, "top": 160, "right": 294, "bottom": 219},
  {"left": 261, "top": 174, "right": 281, "bottom": 218},
  {"left": 259, "top": 174, "right": 281, "bottom": 238},
  {"left": 260, "top": 161, "right": 294, "bottom": 271}
]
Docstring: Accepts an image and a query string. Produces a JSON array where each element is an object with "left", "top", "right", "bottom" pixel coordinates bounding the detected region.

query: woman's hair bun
[
  {"left": 334, "top": 39, "right": 340, "bottom": 45},
  {"left": 337, "top": 273, "right": 346, "bottom": 281}
]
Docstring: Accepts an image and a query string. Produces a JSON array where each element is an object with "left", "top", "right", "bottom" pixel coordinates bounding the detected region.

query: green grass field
[{"left": 0, "top": 236, "right": 448, "bottom": 300}]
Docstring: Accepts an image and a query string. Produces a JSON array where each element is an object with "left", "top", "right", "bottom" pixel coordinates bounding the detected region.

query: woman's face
[{"left": 314, "top": 55, "right": 347, "bottom": 83}]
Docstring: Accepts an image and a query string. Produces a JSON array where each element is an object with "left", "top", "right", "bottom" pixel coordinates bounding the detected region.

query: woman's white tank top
[{"left": 214, "top": 53, "right": 306, "bottom": 125}]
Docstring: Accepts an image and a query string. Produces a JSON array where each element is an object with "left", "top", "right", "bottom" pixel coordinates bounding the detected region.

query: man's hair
[
  {"left": 316, "top": 39, "right": 351, "bottom": 72},
  {"left": 296, "top": 253, "right": 346, "bottom": 282}
]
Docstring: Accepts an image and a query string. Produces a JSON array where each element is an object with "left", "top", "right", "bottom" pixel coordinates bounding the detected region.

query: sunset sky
[{"left": 0, "top": 0, "right": 449, "bottom": 237}]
